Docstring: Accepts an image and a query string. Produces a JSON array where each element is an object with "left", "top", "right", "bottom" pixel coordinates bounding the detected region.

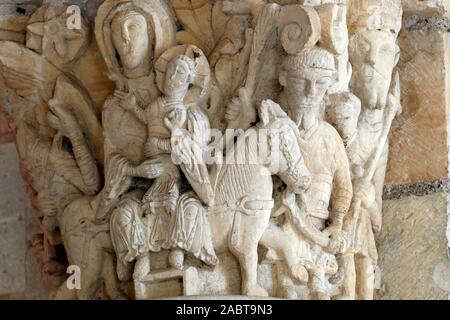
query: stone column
[{"left": 379, "top": 0, "right": 450, "bottom": 300}]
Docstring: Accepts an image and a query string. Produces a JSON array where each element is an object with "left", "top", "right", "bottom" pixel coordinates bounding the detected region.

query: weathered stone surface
[
  {"left": 0, "top": 143, "right": 47, "bottom": 299},
  {"left": 0, "top": 5, "right": 33, "bottom": 31},
  {"left": 0, "top": 143, "right": 26, "bottom": 221},
  {"left": 22, "top": 246, "right": 48, "bottom": 300},
  {"left": 0, "top": 218, "right": 25, "bottom": 296},
  {"left": 385, "top": 27, "right": 449, "bottom": 185},
  {"left": 2, "top": 0, "right": 446, "bottom": 301},
  {"left": 378, "top": 193, "right": 450, "bottom": 300},
  {"left": 0, "top": 106, "right": 15, "bottom": 144},
  {"left": 403, "top": 0, "right": 450, "bottom": 18}
]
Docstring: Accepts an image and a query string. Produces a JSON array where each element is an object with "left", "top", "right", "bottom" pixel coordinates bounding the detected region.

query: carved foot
[
  {"left": 169, "top": 249, "right": 184, "bottom": 270},
  {"left": 243, "top": 284, "right": 269, "bottom": 297},
  {"left": 289, "top": 263, "right": 309, "bottom": 284},
  {"left": 133, "top": 253, "right": 151, "bottom": 281}
]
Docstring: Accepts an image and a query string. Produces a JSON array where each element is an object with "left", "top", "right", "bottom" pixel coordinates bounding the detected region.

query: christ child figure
[{"left": 117, "top": 54, "right": 197, "bottom": 251}]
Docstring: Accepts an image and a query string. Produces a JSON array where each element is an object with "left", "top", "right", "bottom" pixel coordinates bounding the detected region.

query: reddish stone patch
[
  {"left": 0, "top": 105, "right": 16, "bottom": 144},
  {"left": 31, "top": 234, "right": 66, "bottom": 291},
  {"left": 19, "top": 161, "right": 41, "bottom": 213},
  {"left": 1, "top": 103, "right": 66, "bottom": 292}
]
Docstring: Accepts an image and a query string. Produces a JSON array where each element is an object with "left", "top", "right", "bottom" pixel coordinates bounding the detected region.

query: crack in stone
[
  {"left": 383, "top": 179, "right": 450, "bottom": 200},
  {"left": 403, "top": 15, "right": 450, "bottom": 32}
]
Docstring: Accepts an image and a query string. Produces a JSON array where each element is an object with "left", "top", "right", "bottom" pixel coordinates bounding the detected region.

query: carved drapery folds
[{"left": 0, "top": 0, "right": 402, "bottom": 299}]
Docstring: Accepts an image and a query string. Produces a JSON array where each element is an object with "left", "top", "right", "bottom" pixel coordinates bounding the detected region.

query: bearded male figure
[{"left": 275, "top": 47, "right": 353, "bottom": 299}]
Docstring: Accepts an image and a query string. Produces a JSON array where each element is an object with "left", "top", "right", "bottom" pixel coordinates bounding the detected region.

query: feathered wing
[
  {"left": 43, "top": 76, "right": 103, "bottom": 208},
  {"left": 0, "top": 40, "right": 104, "bottom": 216},
  {"left": 0, "top": 41, "right": 61, "bottom": 101},
  {"left": 49, "top": 75, "right": 104, "bottom": 166}
]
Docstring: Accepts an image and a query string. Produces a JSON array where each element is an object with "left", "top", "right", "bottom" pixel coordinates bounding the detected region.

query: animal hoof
[
  {"left": 290, "top": 263, "right": 309, "bottom": 284},
  {"left": 133, "top": 254, "right": 151, "bottom": 281},
  {"left": 244, "top": 285, "right": 269, "bottom": 297}
]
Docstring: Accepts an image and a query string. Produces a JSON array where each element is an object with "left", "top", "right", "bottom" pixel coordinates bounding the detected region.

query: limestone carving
[{"left": 0, "top": 0, "right": 403, "bottom": 300}]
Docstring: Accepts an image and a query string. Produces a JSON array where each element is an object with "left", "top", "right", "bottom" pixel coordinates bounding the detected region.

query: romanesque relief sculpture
[
  {"left": 0, "top": 3, "right": 107, "bottom": 298},
  {"left": 338, "top": 0, "right": 402, "bottom": 300},
  {"left": 165, "top": 98, "right": 311, "bottom": 296},
  {"left": 0, "top": 0, "right": 403, "bottom": 299},
  {"left": 273, "top": 47, "right": 353, "bottom": 300}
]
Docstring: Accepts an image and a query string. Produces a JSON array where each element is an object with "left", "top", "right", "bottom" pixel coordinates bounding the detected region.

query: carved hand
[
  {"left": 325, "top": 225, "right": 344, "bottom": 255},
  {"left": 48, "top": 99, "right": 82, "bottom": 140},
  {"left": 115, "top": 90, "right": 138, "bottom": 110},
  {"left": 164, "top": 108, "right": 187, "bottom": 132},
  {"left": 108, "top": 73, "right": 128, "bottom": 92}
]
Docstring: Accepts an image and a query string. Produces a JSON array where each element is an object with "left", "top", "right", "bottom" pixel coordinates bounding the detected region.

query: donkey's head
[{"left": 258, "top": 100, "right": 311, "bottom": 193}]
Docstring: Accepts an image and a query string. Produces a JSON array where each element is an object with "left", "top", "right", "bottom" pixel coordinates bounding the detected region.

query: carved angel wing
[
  {"left": 0, "top": 41, "right": 60, "bottom": 109},
  {"left": 1, "top": 65, "right": 44, "bottom": 96},
  {"left": 49, "top": 75, "right": 104, "bottom": 166}
]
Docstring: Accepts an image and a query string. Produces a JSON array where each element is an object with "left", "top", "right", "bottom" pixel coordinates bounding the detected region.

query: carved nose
[
  {"left": 306, "top": 81, "right": 316, "bottom": 97},
  {"left": 301, "top": 176, "right": 311, "bottom": 188},
  {"left": 365, "top": 50, "right": 377, "bottom": 67}
]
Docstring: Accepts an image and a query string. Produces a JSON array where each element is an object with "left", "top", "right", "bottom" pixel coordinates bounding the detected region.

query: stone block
[
  {"left": 386, "top": 27, "right": 450, "bottom": 185},
  {"left": 403, "top": 0, "right": 450, "bottom": 18},
  {"left": 135, "top": 267, "right": 200, "bottom": 299},
  {"left": 377, "top": 192, "right": 450, "bottom": 299}
]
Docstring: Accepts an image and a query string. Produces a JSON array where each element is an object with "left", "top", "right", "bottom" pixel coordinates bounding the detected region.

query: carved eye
[
  {"left": 291, "top": 78, "right": 306, "bottom": 86},
  {"left": 316, "top": 78, "right": 329, "bottom": 87}
]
